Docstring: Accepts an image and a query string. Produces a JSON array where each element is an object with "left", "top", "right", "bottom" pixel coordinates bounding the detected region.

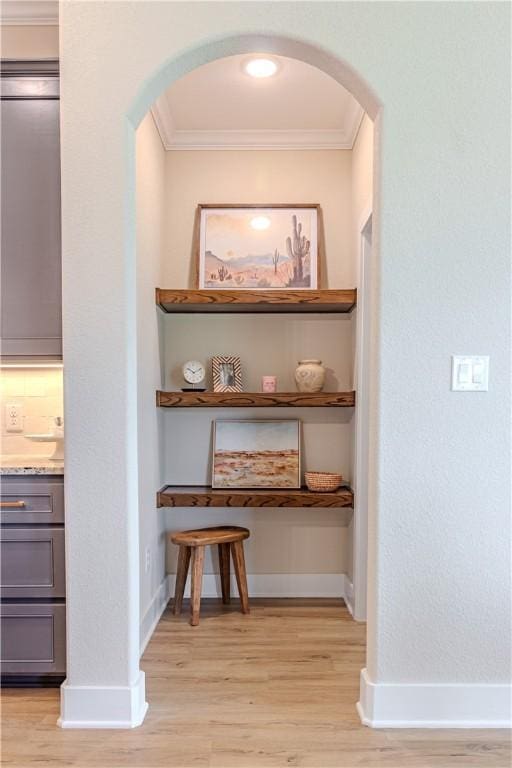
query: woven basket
[{"left": 305, "top": 471, "right": 343, "bottom": 493}]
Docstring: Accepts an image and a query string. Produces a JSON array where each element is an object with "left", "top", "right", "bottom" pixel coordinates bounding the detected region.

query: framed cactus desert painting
[{"left": 195, "top": 204, "right": 320, "bottom": 290}]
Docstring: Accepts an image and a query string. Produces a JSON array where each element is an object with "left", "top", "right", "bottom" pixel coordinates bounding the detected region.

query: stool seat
[
  {"left": 171, "top": 525, "right": 250, "bottom": 625},
  {"left": 171, "top": 525, "right": 249, "bottom": 548}
]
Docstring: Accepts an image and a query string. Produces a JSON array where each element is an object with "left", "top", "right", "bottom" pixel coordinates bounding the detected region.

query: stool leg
[
  {"left": 218, "top": 543, "right": 231, "bottom": 604},
  {"left": 231, "top": 540, "right": 250, "bottom": 615},
  {"left": 190, "top": 545, "right": 205, "bottom": 626},
  {"left": 173, "top": 545, "right": 191, "bottom": 616}
]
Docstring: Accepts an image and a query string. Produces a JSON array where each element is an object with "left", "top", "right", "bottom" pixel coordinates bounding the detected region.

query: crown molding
[
  {"left": 150, "top": 93, "right": 175, "bottom": 149},
  {"left": 0, "top": 1, "right": 58, "bottom": 25},
  {"left": 1, "top": 58, "right": 58, "bottom": 74},
  {"left": 151, "top": 95, "right": 364, "bottom": 151},
  {"left": 164, "top": 128, "right": 355, "bottom": 151}
]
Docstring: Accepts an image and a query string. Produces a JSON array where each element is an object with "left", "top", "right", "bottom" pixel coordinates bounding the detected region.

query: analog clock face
[{"left": 182, "top": 360, "right": 205, "bottom": 385}]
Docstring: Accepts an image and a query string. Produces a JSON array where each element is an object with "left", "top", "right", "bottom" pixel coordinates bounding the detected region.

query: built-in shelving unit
[
  {"left": 157, "top": 485, "right": 354, "bottom": 509},
  {"left": 157, "top": 287, "right": 356, "bottom": 510},
  {"left": 156, "top": 288, "right": 356, "bottom": 314},
  {"left": 156, "top": 391, "right": 356, "bottom": 408}
]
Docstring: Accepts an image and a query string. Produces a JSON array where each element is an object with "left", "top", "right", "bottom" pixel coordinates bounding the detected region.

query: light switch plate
[{"left": 451, "top": 355, "right": 489, "bottom": 391}]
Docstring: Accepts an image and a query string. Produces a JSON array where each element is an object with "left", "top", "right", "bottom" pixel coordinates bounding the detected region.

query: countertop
[{"left": 0, "top": 456, "right": 64, "bottom": 475}]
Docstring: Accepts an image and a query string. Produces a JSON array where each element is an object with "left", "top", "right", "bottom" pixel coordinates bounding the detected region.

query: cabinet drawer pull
[{"left": 0, "top": 501, "right": 26, "bottom": 509}]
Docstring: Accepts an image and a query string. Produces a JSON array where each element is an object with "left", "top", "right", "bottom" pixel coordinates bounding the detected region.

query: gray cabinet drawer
[
  {"left": 1, "top": 603, "right": 65, "bottom": 675},
  {"left": 0, "top": 477, "right": 64, "bottom": 524},
  {"left": 1, "top": 527, "right": 65, "bottom": 598}
]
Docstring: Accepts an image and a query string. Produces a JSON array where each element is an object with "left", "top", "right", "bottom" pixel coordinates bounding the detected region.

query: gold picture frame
[{"left": 194, "top": 204, "right": 322, "bottom": 290}]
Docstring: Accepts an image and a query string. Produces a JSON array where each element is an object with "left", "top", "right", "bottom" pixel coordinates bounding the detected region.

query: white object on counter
[{"left": 24, "top": 416, "right": 64, "bottom": 461}]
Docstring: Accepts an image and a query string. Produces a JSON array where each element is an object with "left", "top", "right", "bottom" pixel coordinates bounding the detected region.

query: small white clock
[{"left": 182, "top": 360, "right": 206, "bottom": 390}]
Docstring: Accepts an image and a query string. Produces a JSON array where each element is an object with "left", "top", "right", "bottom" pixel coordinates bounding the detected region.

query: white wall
[
  {"left": 161, "top": 148, "right": 356, "bottom": 581},
  {"left": 60, "top": 1, "right": 511, "bottom": 728},
  {"left": 346, "top": 114, "right": 374, "bottom": 607},
  {"left": 135, "top": 113, "right": 167, "bottom": 650},
  {"left": 163, "top": 149, "right": 354, "bottom": 286},
  {"left": 351, "top": 114, "right": 373, "bottom": 243}
]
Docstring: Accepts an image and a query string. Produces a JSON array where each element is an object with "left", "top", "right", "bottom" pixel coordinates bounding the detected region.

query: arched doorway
[
  {"left": 131, "top": 34, "right": 381, "bottom": 723},
  {"left": 60, "top": 30, "right": 381, "bottom": 730}
]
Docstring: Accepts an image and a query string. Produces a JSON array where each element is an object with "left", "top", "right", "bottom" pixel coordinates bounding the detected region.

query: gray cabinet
[
  {"left": 0, "top": 476, "right": 64, "bottom": 525},
  {"left": 0, "top": 474, "right": 65, "bottom": 683},
  {"left": 1, "top": 527, "right": 65, "bottom": 598},
  {"left": 1, "top": 603, "right": 66, "bottom": 676},
  {"left": 0, "top": 61, "right": 61, "bottom": 357}
]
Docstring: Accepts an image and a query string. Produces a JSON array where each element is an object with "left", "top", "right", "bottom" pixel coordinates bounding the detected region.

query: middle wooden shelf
[{"left": 156, "top": 390, "right": 356, "bottom": 408}]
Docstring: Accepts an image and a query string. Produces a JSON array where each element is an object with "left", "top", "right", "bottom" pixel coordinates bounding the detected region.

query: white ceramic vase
[{"left": 294, "top": 359, "right": 326, "bottom": 393}]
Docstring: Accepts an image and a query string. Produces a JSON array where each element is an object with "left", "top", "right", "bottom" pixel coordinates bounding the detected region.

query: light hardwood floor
[{"left": 1, "top": 599, "right": 510, "bottom": 767}]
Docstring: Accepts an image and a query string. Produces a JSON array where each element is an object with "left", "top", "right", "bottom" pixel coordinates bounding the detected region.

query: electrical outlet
[
  {"left": 5, "top": 403, "right": 23, "bottom": 433},
  {"left": 145, "top": 547, "right": 151, "bottom": 574}
]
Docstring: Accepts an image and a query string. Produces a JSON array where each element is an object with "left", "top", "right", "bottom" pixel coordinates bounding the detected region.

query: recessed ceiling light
[
  {"left": 244, "top": 58, "right": 278, "bottom": 79},
  {"left": 250, "top": 215, "right": 271, "bottom": 230}
]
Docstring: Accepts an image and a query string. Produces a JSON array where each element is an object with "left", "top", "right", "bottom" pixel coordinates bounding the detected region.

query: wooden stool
[{"left": 171, "top": 526, "right": 250, "bottom": 626}]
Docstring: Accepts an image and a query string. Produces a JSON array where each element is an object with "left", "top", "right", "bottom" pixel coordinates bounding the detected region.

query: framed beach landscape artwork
[
  {"left": 196, "top": 204, "right": 320, "bottom": 290},
  {"left": 212, "top": 419, "right": 301, "bottom": 489}
]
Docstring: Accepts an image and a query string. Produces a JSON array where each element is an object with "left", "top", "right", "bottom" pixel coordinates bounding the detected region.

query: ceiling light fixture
[
  {"left": 250, "top": 215, "right": 271, "bottom": 230},
  {"left": 244, "top": 58, "right": 278, "bottom": 79}
]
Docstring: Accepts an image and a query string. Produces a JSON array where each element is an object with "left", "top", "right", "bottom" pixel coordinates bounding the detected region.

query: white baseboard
[
  {"left": 358, "top": 668, "right": 512, "bottom": 728},
  {"left": 166, "top": 572, "right": 349, "bottom": 599},
  {"left": 344, "top": 576, "right": 355, "bottom": 617},
  {"left": 140, "top": 577, "right": 172, "bottom": 655},
  {"left": 58, "top": 671, "right": 148, "bottom": 729}
]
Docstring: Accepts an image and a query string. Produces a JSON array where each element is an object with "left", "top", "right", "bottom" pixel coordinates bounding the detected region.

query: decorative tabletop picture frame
[
  {"left": 195, "top": 204, "right": 321, "bottom": 290},
  {"left": 212, "top": 355, "right": 243, "bottom": 392},
  {"left": 212, "top": 419, "right": 301, "bottom": 489}
]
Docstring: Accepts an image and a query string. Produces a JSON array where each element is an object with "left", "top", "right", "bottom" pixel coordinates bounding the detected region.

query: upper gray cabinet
[{"left": 1, "top": 61, "right": 62, "bottom": 357}]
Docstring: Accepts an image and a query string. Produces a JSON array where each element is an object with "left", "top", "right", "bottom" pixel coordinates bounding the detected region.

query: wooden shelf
[
  {"left": 157, "top": 485, "right": 354, "bottom": 509},
  {"left": 156, "top": 288, "right": 356, "bottom": 314},
  {"left": 156, "top": 391, "right": 356, "bottom": 408}
]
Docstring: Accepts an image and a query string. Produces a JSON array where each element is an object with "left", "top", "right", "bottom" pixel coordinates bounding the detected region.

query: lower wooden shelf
[{"left": 157, "top": 485, "right": 354, "bottom": 509}]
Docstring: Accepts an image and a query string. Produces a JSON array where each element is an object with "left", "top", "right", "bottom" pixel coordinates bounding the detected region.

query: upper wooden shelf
[
  {"left": 156, "top": 288, "right": 357, "bottom": 314},
  {"left": 157, "top": 391, "right": 355, "bottom": 408}
]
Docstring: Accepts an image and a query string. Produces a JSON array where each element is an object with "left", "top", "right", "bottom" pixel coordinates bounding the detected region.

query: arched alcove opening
[{"left": 130, "top": 32, "right": 381, "bottom": 723}]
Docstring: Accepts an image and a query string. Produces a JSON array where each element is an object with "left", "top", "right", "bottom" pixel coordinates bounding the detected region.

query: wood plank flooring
[{"left": 1, "top": 599, "right": 510, "bottom": 767}]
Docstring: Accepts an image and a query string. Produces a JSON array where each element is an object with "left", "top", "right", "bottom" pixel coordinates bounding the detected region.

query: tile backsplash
[{"left": 0, "top": 368, "right": 64, "bottom": 456}]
